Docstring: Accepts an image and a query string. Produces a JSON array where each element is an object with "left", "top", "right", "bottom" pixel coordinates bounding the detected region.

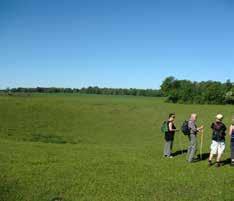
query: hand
[{"left": 198, "top": 125, "right": 204, "bottom": 131}]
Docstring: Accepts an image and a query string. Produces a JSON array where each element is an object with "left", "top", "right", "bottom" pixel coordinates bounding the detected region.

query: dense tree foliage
[
  {"left": 3, "top": 87, "right": 163, "bottom": 97},
  {"left": 161, "top": 77, "right": 234, "bottom": 104},
  {"left": 79, "top": 87, "right": 162, "bottom": 97},
  {"left": 2, "top": 77, "right": 233, "bottom": 104}
]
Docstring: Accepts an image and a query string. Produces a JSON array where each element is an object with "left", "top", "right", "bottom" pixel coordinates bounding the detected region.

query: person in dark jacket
[
  {"left": 164, "top": 113, "right": 178, "bottom": 158},
  {"left": 208, "top": 114, "right": 227, "bottom": 167}
]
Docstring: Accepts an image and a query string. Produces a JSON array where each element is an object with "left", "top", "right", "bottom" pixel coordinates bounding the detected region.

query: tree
[
  {"left": 160, "top": 76, "right": 176, "bottom": 96},
  {"left": 160, "top": 76, "right": 232, "bottom": 104}
]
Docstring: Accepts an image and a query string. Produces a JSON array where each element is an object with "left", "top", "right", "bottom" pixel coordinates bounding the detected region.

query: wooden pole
[{"left": 200, "top": 129, "right": 204, "bottom": 160}]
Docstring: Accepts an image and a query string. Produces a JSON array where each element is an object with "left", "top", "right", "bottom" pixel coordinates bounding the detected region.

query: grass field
[{"left": 0, "top": 94, "right": 233, "bottom": 201}]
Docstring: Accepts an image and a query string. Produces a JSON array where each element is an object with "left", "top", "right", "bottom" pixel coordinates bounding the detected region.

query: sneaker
[
  {"left": 193, "top": 158, "right": 200, "bottom": 162},
  {"left": 191, "top": 159, "right": 199, "bottom": 163},
  {"left": 188, "top": 159, "right": 193, "bottom": 163},
  {"left": 167, "top": 156, "right": 173, "bottom": 159},
  {"left": 188, "top": 158, "right": 200, "bottom": 163},
  {"left": 215, "top": 162, "right": 221, "bottom": 168},
  {"left": 208, "top": 160, "right": 212, "bottom": 167}
]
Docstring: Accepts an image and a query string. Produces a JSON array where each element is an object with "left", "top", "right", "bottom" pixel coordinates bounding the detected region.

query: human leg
[{"left": 188, "top": 134, "right": 197, "bottom": 162}]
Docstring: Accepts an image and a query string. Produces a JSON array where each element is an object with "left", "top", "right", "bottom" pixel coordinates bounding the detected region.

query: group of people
[{"left": 163, "top": 113, "right": 234, "bottom": 167}]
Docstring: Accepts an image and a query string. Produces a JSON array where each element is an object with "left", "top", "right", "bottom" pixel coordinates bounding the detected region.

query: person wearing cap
[
  {"left": 208, "top": 114, "right": 227, "bottom": 167},
  {"left": 187, "top": 113, "right": 204, "bottom": 163},
  {"left": 229, "top": 116, "right": 234, "bottom": 166}
]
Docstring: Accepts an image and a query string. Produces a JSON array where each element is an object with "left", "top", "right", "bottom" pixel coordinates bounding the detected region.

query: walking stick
[{"left": 200, "top": 129, "right": 204, "bottom": 160}]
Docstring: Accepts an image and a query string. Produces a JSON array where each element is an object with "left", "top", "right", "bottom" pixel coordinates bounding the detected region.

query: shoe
[
  {"left": 188, "top": 158, "right": 200, "bottom": 163},
  {"left": 193, "top": 158, "right": 200, "bottom": 162},
  {"left": 215, "top": 162, "right": 221, "bottom": 168},
  {"left": 208, "top": 160, "right": 212, "bottom": 167},
  {"left": 189, "top": 160, "right": 198, "bottom": 163},
  {"left": 167, "top": 156, "right": 173, "bottom": 159}
]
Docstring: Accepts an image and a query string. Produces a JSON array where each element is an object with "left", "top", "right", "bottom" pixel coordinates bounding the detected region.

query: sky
[{"left": 0, "top": 0, "right": 234, "bottom": 89}]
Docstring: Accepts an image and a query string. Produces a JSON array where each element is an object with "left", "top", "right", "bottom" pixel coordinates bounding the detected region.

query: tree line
[
  {"left": 2, "top": 76, "right": 233, "bottom": 104},
  {"left": 161, "top": 77, "right": 234, "bottom": 104},
  {"left": 3, "top": 87, "right": 163, "bottom": 97}
]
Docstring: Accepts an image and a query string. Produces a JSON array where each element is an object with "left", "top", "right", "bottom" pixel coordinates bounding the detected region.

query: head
[
  {"left": 216, "top": 114, "right": 223, "bottom": 122},
  {"left": 190, "top": 113, "right": 197, "bottom": 121},
  {"left": 168, "top": 113, "right": 176, "bottom": 122}
]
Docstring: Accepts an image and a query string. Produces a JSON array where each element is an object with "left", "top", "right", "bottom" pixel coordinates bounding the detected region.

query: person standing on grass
[
  {"left": 208, "top": 114, "right": 227, "bottom": 168},
  {"left": 187, "top": 113, "right": 204, "bottom": 163},
  {"left": 229, "top": 116, "right": 234, "bottom": 166},
  {"left": 164, "top": 113, "right": 178, "bottom": 158}
]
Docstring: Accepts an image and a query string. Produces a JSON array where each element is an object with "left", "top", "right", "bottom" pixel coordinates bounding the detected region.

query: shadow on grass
[
  {"left": 30, "top": 133, "right": 68, "bottom": 144},
  {"left": 197, "top": 155, "right": 232, "bottom": 166},
  {"left": 197, "top": 153, "right": 210, "bottom": 161},
  {"left": 172, "top": 149, "right": 188, "bottom": 157},
  {"left": 221, "top": 158, "right": 231, "bottom": 166}
]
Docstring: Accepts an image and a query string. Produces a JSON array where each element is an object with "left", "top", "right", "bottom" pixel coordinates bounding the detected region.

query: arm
[
  {"left": 189, "top": 121, "right": 203, "bottom": 133},
  {"left": 168, "top": 122, "right": 177, "bottom": 132},
  {"left": 229, "top": 125, "right": 233, "bottom": 136},
  {"left": 197, "top": 125, "right": 204, "bottom": 132}
]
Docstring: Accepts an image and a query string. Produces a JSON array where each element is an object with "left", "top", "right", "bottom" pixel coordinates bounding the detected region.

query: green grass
[{"left": 0, "top": 94, "right": 233, "bottom": 201}]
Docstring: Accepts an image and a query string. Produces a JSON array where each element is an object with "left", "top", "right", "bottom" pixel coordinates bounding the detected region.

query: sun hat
[{"left": 216, "top": 114, "right": 224, "bottom": 120}]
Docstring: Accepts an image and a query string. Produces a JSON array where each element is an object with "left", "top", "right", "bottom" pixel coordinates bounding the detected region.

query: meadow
[{"left": 0, "top": 94, "right": 233, "bottom": 201}]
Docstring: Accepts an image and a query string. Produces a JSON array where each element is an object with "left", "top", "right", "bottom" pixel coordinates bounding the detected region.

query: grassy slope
[{"left": 0, "top": 94, "right": 233, "bottom": 201}]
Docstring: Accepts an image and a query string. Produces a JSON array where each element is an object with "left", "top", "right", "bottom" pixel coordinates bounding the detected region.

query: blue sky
[{"left": 0, "top": 0, "right": 233, "bottom": 89}]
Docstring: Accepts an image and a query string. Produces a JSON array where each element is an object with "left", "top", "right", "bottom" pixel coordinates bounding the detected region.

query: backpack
[
  {"left": 161, "top": 121, "right": 169, "bottom": 133},
  {"left": 181, "top": 120, "right": 190, "bottom": 135}
]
